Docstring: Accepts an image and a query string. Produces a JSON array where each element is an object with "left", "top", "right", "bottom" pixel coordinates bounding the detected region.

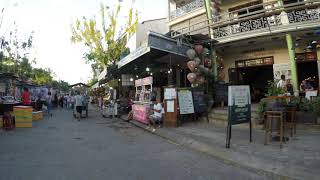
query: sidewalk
[{"left": 124, "top": 116, "right": 320, "bottom": 180}]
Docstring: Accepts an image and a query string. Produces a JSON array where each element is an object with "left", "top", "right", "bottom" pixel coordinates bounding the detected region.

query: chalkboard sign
[
  {"left": 215, "top": 83, "right": 228, "bottom": 103},
  {"left": 192, "top": 90, "right": 207, "bottom": 114},
  {"left": 177, "top": 89, "right": 194, "bottom": 115}
]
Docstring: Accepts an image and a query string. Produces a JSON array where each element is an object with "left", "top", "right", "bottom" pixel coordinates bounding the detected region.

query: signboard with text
[
  {"left": 228, "top": 86, "right": 251, "bottom": 125},
  {"left": 177, "top": 89, "right": 194, "bottom": 115},
  {"left": 226, "top": 86, "right": 252, "bottom": 148}
]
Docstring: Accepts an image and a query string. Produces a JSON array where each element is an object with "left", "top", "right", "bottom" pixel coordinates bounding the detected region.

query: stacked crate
[
  {"left": 32, "top": 111, "right": 43, "bottom": 121},
  {"left": 13, "top": 106, "right": 33, "bottom": 128}
]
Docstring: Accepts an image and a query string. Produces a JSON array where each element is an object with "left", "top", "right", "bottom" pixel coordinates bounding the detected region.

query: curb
[{"left": 119, "top": 117, "right": 298, "bottom": 180}]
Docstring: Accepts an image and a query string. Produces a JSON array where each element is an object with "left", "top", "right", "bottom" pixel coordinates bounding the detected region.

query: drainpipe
[{"left": 278, "top": 0, "right": 298, "bottom": 91}]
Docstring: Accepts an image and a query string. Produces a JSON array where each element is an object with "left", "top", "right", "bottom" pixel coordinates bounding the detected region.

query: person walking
[
  {"left": 46, "top": 92, "right": 53, "bottom": 117},
  {"left": 74, "top": 92, "right": 83, "bottom": 121}
]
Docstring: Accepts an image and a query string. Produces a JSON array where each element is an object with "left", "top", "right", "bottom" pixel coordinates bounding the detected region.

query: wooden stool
[{"left": 264, "top": 111, "right": 286, "bottom": 148}]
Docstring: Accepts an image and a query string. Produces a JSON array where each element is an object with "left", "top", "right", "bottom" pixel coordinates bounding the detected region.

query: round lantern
[
  {"left": 194, "top": 45, "right": 204, "bottom": 55},
  {"left": 186, "top": 49, "right": 196, "bottom": 60},
  {"left": 194, "top": 57, "right": 201, "bottom": 66},
  {"left": 203, "top": 48, "right": 209, "bottom": 56},
  {"left": 204, "top": 58, "right": 212, "bottom": 68},
  {"left": 187, "top": 73, "right": 197, "bottom": 83},
  {"left": 187, "top": 60, "right": 197, "bottom": 72}
]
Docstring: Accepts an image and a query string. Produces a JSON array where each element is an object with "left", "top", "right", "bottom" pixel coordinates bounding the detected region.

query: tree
[{"left": 71, "top": 1, "right": 138, "bottom": 75}]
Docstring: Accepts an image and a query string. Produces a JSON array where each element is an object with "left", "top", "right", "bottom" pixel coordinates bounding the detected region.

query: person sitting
[
  {"left": 300, "top": 80, "right": 314, "bottom": 93},
  {"left": 148, "top": 99, "right": 163, "bottom": 132},
  {"left": 34, "top": 96, "right": 43, "bottom": 111},
  {"left": 286, "top": 79, "right": 294, "bottom": 95}
]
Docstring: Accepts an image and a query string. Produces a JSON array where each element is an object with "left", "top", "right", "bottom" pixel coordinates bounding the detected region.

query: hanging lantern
[
  {"left": 204, "top": 58, "right": 212, "bottom": 68},
  {"left": 187, "top": 60, "right": 197, "bottom": 72},
  {"left": 187, "top": 73, "right": 197, "bottom": 83},
  {"left": 203, "top": 48, "right": 209, "bottom": 56},
  {"left": 194, "top": 45, "right": 204, "bottom": 55},
  {"left": 194, "top": 57, "right": 201, "bottom": 66},
  {"left": 186, "top": 49, "right": 196, "bottom": 60}
]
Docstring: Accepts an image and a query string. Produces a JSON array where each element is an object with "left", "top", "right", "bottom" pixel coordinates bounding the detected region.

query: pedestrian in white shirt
[
  {"left": 148, "top": 99, "right": 163, "bottom": 132},
  {"left": 74, "top": 92, "right": 83, "bottom": 121},
  {"left": 277, "top": 75, "right": 286, "bottom": 89}
]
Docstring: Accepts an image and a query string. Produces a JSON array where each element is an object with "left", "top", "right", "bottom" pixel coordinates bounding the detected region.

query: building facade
[{"left": 169, "top": 0, "right": 320, "bottom": 96}]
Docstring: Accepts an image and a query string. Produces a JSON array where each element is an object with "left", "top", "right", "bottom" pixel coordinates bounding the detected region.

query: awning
[{"left": 117, "top": 31, "right": 191, "bottom": 70}]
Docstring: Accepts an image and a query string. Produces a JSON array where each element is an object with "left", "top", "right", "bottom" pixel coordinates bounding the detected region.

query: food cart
[{"left": 132, "top": 76, "right": 153, "bottom": 124}]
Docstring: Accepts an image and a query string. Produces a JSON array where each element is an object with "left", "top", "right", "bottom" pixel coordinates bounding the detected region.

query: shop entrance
[{"left": 297, "top": 61, "right": 319, "bottom": 90}]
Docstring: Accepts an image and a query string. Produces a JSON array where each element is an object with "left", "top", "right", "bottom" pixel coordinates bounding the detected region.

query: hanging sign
[{"left": 226, "top": 86, "right": 252, "bottom": 148}]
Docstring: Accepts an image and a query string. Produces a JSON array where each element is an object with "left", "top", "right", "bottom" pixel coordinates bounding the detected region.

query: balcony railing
[
  {"left": 171, "top": 0, "right": 320, "bottom": 41},
  {"left": 170, "top": 0, "right": 205, "bottom": 20}
]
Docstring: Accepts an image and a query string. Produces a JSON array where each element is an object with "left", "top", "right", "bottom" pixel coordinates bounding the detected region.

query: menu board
[
  {"left": 192, "top": 90, "right": 207, "bottom": 114},
  {"left": 142, "top": 76, "right": 153, "bottom": 85},
  {"left": 178, "top": 89, "right": 194, "bottom": 115},
  {"left": 135, "top": 79, "right": 142, "bottom": 87},
  {"left": 164, "top": 88, "right": 177, "bottom": 100},
  {"left": 228, "top": 86, "right": 251, "bottom": 125}
]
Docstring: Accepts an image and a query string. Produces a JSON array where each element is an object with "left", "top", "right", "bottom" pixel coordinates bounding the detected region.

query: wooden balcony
[{"left": 171, "top": 0, "right": 320, "bottom": 44}]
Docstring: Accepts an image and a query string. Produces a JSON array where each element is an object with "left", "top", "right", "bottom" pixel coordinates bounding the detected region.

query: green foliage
[
  {"left": 257, "top": 100, "right": 267, "bottom": 118},
  {"left": 265, "top": 80, "right": 286, "bottom": 96},
  {"left": 300, "top": 97, "right": 320, "bottom": 117},
  {"left": 71, "top": 1, "right": 138, "bottom": 75}
]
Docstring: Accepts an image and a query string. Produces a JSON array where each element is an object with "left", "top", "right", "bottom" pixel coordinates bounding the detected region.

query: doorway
[
  {"left": 237, "top": 65, "right": 274, "bottom": 102},
  {"left": 297, "top": 61, "right": 319, "bottom": 90}
]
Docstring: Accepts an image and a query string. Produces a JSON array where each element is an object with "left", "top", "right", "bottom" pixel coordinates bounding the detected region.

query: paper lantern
[
  {"left": 203, "top": 48, "right": 209, "bottom": 56},
  {"left": 187, "top": 73, "right": 197, "bottom": 83},
  {"left": 194, "top": 57, "right": 201, "bottom": 66},
  {"left": 194, "top": 45, "right": 204, "bottom": 55},
  {"left": 204, "top": 58, "right": 212, "bottom": 68},
  {"left": 186, "top": 49, "right": 196, "bottom": 60},
  {"left": 187, "top": 60, "right": 196, "bottom": 72}
]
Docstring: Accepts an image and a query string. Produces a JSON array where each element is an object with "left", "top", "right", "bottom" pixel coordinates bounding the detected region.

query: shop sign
[
  {"left": 296, "top": 52, "right": 318, "bottom": 62},
  {"left": 148, "top": 33, "right": 189, "bottom": 57},
  {"left": 135, "top": 79, "right": 142, "bottom": 87},
  {"left": 273, "top": 63, "right": 291, "bottom": 80},
  {"left": 226, "top": 85, "right": 252, "bottom": 148},
  {"left": 118, "top": 43, "right": 150, "bottom": 68},
  {"left": 142, "top": 76, "right": 153, "bottom": 86},
  {"left": 236, "top": 56, "right": 274, "bottom": 68},
  {"left": 177, "top": 89, "right": 194, "bottom": 115}
]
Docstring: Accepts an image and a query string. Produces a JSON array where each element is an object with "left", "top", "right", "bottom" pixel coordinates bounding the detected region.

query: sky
[{"left": 0, "top": 0, "right": 168, "bottom": 84}]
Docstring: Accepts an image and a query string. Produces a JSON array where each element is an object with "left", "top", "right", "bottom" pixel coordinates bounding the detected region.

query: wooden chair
[{"left": 264, "top": 111, "right": 286, "bottom": 148}]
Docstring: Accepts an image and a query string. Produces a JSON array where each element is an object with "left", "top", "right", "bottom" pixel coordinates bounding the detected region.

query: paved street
[{"left": 0, "top": 107, "right": 269, "bottom": 180}]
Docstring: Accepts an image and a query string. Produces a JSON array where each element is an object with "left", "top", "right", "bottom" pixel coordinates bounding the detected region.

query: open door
[{"left": 228, "top": 68, "right": 242, "bottom": 85}]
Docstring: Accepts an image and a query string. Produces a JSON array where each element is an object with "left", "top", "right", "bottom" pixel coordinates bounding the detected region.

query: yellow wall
[{"left": 220, "top": 40, "right": 290, "bottom": 82}]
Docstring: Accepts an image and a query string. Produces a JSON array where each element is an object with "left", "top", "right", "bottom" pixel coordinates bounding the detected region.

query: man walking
[{"left": 74, "top": 92, "right": 83, "bottom": 121}]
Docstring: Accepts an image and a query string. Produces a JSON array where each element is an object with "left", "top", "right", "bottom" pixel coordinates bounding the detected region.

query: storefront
[
  {"left": 117, "top": 31, "right": 191, "bottom": 124},
  {"left": 216, "top": 30, "right": 320, "bottom": 102}
]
